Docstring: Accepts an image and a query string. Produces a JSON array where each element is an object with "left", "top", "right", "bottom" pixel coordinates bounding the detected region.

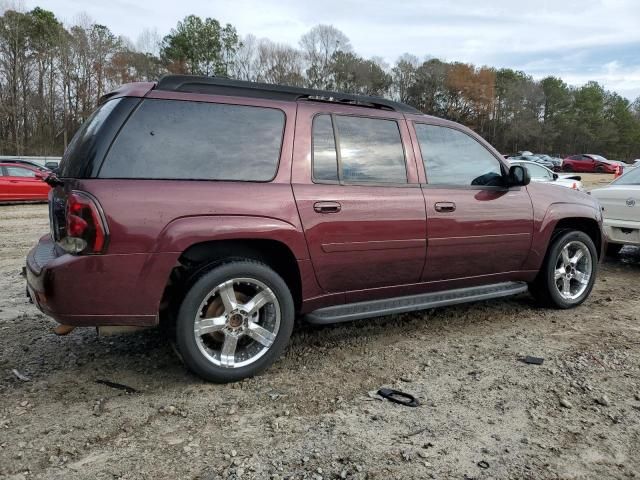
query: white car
[
  {"left": 590, "top": 167, "right": 640, "bottom": 255},
  {"left": 509, "top": 160, "right": 585, "bottom": 191}
]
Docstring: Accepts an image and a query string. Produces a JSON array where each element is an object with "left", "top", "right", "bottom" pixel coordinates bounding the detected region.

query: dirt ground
[{"left": 1, "top": 173, "right": 639, "bottom": 480}]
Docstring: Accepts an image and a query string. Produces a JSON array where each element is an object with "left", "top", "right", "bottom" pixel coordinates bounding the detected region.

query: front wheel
[
  {"left": 176, "top": 260, "right": 294, "bottom": 382},
  {"left": 530, "top": 230, "right": 597, "bottom": 309}
]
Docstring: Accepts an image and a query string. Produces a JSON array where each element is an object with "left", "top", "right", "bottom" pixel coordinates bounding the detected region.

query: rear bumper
[
  {"left": 603, "top": 218, "right": 640, "bottom": 246},
  {"left": 26, "top": 235, "right": 177, "bottom": 326}
]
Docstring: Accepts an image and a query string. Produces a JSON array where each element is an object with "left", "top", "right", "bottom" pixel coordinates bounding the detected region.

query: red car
[
  {"left": 0, "top": 163, "right": 51, "bottom": 202},
  {"left": 26, "top": 76, "right": 604, "bottom": 382},
  {"left": 562, "top": 154, "right": 620, "bottom": 173}
]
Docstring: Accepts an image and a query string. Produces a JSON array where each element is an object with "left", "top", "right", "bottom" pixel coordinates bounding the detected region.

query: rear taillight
[{"left": 58, "top": 191, "right": 108, "bottom": 255}]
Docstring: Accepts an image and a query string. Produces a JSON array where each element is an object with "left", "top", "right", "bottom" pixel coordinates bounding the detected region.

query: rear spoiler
[{"left": 98, "top": 82, "right": 157, "bottom": 105}]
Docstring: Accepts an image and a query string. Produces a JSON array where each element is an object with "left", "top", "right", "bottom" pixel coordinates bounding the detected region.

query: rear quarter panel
[{"left": 66, "top": 178, "right": 315, "bottom": 314}]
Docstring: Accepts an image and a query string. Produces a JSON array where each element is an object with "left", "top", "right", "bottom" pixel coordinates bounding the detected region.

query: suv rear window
[
  {"left": 60, "top": 98, "right": 141, "bottom": 178},
  {"left": 99, "top": 99, "right": 285, "bottom": 181}
]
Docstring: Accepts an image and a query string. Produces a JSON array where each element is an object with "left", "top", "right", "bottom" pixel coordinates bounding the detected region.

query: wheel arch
[
  {"left": 552, "top": 217, "right": 602, "bottom": 257},
  {"left": 153, "top": 215, "right": 310, "bottom": 323},
  {"left": 523, "top": 203, "right": 603, "bottom": 271}
]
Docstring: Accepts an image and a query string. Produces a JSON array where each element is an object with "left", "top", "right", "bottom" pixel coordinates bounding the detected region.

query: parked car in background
[
  {"left": 590, "top": 167, "right": 640, "bottom": 256},
  {"left": 0, "top": 163, "right": 51, "bottom": 202},
  {"left": 508, "top": 153, "right": 555, "bottom": 170},
  {"left": 508, "top": 160, "right": 585, "bottom": 191},
  {"left": 562, "top": 154, "right": 621, "bottom": 173},
  {"left": 26, "top": 75, "right": 604, "bottom": 382},
  {"left": 535, "top": 154, "right": 563, "bottom": 171},
  {"left": 2, "top": 159, "right": 52, "bottom": 173},
  {"left": 44, "top": 161, "right": 60, "bottom": 173}
]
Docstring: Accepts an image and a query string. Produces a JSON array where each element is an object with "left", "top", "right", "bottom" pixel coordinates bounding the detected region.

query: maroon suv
[{"left": 26, "top": 76, "right": 604, "bottom": 382}]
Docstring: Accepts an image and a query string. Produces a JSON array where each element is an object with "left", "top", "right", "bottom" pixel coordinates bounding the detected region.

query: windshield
[{"left": 612, "top": 167, "right": 640, "bottom": 185}]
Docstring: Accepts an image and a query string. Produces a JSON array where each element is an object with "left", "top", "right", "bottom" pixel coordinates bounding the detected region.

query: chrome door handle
[
  {"left": 434, "top": 202, "right": 456, "bottom": 213},
  {"left": 314, "top": 201, "right": 341, "bottom": 213}
]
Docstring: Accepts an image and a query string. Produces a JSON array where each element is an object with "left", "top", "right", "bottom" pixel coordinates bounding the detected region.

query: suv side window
[
  {"left": 415, "top": 124, "right": 503, "bottom": 186},
  {"left": 312, "top": 114, "right": 407, "bottom": 184},
  {"left": 100, "top": 99, "right": 285, "bottom": 181},
  {"left": 312, "top": 115, "right": 339, "bottom": 182}
]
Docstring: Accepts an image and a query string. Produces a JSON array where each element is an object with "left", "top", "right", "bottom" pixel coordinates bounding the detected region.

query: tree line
[{"left": 1, "top": 6, "right": 639, "bottom": 160}]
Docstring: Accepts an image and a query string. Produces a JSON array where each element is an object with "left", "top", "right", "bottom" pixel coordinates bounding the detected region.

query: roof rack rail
[{"left": 155, "top": 75, "right": 421, "bottom": 114}]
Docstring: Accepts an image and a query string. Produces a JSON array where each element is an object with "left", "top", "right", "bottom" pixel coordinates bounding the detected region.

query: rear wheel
[
  {"left": 176, "top": 260, "right": 294, "bottom": 382},
  {"left": 530, "top": 230, "right": 597, "bottom": 309},
  {"left": 563, "top": 165, "right": 573, "bottom": 172}
]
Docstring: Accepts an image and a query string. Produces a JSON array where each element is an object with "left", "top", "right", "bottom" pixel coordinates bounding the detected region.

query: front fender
[
  {"left": 152, "top": 215, "right": 310, "bottom": 260},
  {"left": 523, "top": 202, "right": 601, "bottom": 271}
]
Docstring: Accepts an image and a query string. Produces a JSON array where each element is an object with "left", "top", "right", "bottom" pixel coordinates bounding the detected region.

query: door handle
[
  {"left": 314, "top": 201, "right": 341, "bottom": 213},
  {"left": 434, "top": 202, "right": 456, "bottom": 213}
]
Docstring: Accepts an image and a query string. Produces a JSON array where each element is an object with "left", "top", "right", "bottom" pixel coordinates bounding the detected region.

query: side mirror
[
  {"left": 507, "top": 165, "right": 530, "bottom": 187},
  {"left": 553, "top": 173, "right": 559, "bottom": 180}
]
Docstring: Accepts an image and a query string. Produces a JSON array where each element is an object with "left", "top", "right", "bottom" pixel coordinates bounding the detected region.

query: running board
[{"left": 305, "top": 281, "right": 528, "bottom": 325}]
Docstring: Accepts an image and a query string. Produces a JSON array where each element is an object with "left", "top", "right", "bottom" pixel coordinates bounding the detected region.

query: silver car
[
  {"left": 509, "top": 160, "right": 585, "bottom": 191},
  {"left": 590, "top": 167, "right": 640, "bottom": 255}
]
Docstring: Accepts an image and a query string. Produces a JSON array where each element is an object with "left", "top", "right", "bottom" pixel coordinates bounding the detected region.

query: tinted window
[
  {"left": 6, "top": 167, "right": 36, "bottom": 177},
  {"left": 613, "top": 167, "right": 640, "bottom": 185},
  {"left": 100, "top": 99, "right": 285, "bottom": 181},
  {"left": 415, "top": 124, "right": 503, "bottom": 186},
  {"left": 311, "top": 114, "right": 407, "bottom": 184},
  {"left": 60, "top": 98, "right": 141, "bottom": 178},
  {"left": 312, "top": 115, "right": 338, "bottom": 181},
  {"left": 335, "top": 116, "right": 407, "bottom": 183}
]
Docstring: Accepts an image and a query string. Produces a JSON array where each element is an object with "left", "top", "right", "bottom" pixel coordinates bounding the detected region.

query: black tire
[
  {"left": 595, "top": 165, "right": 605, "bottom": 173},
  {"left": 606, "top": 243, "right": 623, "bottom": 257},
  {"left": 176, "top": 260, "right": 294, "bottom": 383},
  {"left": 529, "top": 230, "right": 598, "bottom": 309},
  {"left": 563, "top": 165, "right": 573, "bottom": 172}
]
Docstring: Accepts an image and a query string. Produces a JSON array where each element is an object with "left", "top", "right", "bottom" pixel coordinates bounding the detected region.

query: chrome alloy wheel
[
  {"left": 554, "top": 240, "right": 592, "bottom": 301},
  {"left": 193, "top": 278, "right": 280, "bottom": 368}
]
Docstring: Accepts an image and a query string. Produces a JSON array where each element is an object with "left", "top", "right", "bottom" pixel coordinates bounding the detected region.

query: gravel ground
[{"left": 1, "top": 174, "right": 639, "bottom": 480}]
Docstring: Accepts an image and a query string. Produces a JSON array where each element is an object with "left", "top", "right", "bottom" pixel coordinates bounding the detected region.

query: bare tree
[
  {"left": 232, "top": 34, "right": 259, "bottom": 81},
  {"left": 255, "top": 39, "right": 304, "bottom": 86},
  {"left": 299, "top": 24, "right": 351, "bottom": 89},
  {"left": 135, "top": 27, "right": 160, "bottom": 56},
  {"left": 392, "top": 53, "right": 419, "bottom": 102}
]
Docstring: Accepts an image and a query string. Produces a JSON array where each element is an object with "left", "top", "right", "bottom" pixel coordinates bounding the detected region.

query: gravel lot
[{"left": 1, "top": 174, "right": 639, "bottom": 480}]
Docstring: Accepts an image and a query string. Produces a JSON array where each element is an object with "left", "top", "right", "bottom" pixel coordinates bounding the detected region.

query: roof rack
[{"left": 155, "top": 75, "right": 421, "bottom": 114}]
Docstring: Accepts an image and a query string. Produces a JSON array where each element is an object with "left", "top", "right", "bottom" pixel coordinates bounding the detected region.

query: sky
[{"left": 23, "top": 0, "right": 640, "bottom": 100}]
